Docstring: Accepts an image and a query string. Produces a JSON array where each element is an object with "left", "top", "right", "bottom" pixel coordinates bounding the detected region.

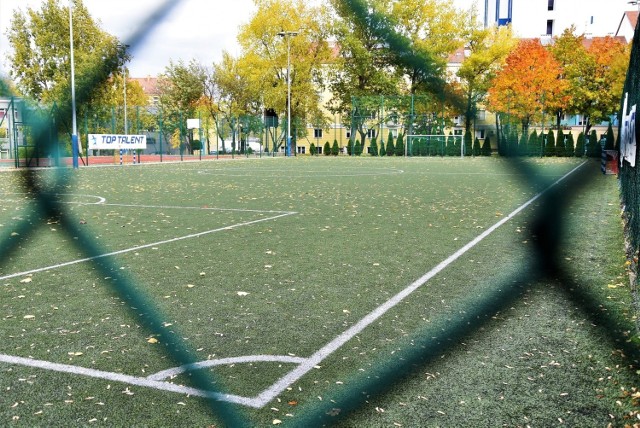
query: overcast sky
[{"left": 0, "top": 0, "right": 635, "bottom": 79}]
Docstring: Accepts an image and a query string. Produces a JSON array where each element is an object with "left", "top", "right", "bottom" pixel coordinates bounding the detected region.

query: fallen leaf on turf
[
  {"left": 68, "top": 352, "right": 83, "bottom": 356},
  {"left": 23, "top": 315, "right": 35, "bottom": 319},
  {"left": 20, "top": 277, "right": 32, "bottom": 283},
  {"left": 237, "top": 291, "right": 249, "bottom": 296},
  {"left": 187, "top": 284, "right": 195, "bottom": 288},
  {"left": 199, "top": 272, "right": 206, "bottom": 277},
  {"left": 273, "top": 420, "right": 282, "bottom": 425},
  {"left": 147, "top": 338, "right": 158, "bottom": 344}
]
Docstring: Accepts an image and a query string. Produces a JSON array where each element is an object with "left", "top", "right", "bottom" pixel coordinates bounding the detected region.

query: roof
[
  {"left": 616, "top": 10, "right": 639, "bottom": 40},
  {"left": 129, "top": 76, "right": 159, "bottom": 96}
]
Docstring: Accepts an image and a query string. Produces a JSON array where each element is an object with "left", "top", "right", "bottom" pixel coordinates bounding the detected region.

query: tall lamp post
[
  {"left": 69, "top": 0, "right": 79, "bottom": 168},
  {"left": 277, "top": 30, "right": 299, "bottom": 157}
]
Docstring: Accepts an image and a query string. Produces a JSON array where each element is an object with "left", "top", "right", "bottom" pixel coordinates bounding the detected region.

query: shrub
[
  {"left": 324, "top": 141, "right": 331, "bottom": 156},
  {"left": 481, "top": 136, "right": 491, "bottom": 156},
  {"left": 464, "top": 130, "right": 472, "bottom": 156},
  {"left": 605, "top": 122, "right": 615, "bottom": 150},
  {"left": 556, "top": 129, "right": 565, "bottom": 157},
  {"left": 473, "top": 137, "right": 481, "bottom": 156},
  {"left": 518, "top": 131, "right": 528, "bottom": 156},
  {"left": 545, "top": 129, "right": 555, "bottom": 156},
  {"left": 310, "top": 143, "right": 316, "bottom": 155},
  {"left": 528, "top": 130, "right": 539, "bottom": 156},
  {"left": 386, "top": 132, "right": 395, "bottom": 156},
  {"left": 331, "top": 140, "right": 339, "bottom": 156},
  {"left": 369, "top": 137, "right": 378, "bottom": 156},
  {"left": 395, "top": 133, "right": 405, "bottom": 156},
  {"left": 379, "top": 141, "right": 386, "bottom": 156},
  {"left": 355, "top": 140, "right": 362, "bottom": 156},
  {"left": 575, "top": 132, "right": 585, "bottom": 157},
  {"left": 565, "top": 132, "right": 575, "bottom": 157},
  {"left": 587, "top": 130, "right": 600, "bottom": 157}
]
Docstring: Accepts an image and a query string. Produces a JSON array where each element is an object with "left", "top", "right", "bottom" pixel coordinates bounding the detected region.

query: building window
[
  {"left": 477, "top": 110, "right": 486, "bottom": 121},
  {"left": 548, "top": 0, "right": 554, "bottom": 11},
  {"left": 314, "top": 128, "right": 323, "bottom": 139},
  {"left": 317, "top": 145, "right": 322, "bottom": 154},
  {"left": 297, "top": 146, "right": 306, "bottom": 154},
  {"left": 366, "top": 128, "right": 375, "bottom": 138},
  {"left": 454, "top": 129, "right": 463, "bottom": 136},
  {"left": 346, "top": 131, "right": 351, "bottom": 138},
  {"left": 546, "top": 19, "right": 554, "bottom": 35}
]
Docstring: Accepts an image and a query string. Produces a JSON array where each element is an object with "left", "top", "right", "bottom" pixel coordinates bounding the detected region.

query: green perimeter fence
[{"left": 1, "top": 0, "right": 639, "bottom": 425}]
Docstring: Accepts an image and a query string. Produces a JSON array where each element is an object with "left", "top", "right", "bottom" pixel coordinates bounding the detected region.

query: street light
[
  {"left": 69, "top": 0, "right": 79, "bottom": 168},
  {"left": 277, "top": 30, "right": 299, "bottom": 157}
]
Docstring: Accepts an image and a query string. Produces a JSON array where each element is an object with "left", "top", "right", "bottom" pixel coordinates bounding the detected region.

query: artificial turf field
[{"left": 0, "top": 156, "right": 638, "bottom": 427}]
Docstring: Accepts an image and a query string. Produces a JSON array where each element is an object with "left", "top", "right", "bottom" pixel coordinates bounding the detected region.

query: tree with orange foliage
[
  {"left": 487, "top": 39, "right": 568, "bottom": 132},
  {"left": 570, "top": 36, "right": 629, "bottom": 136}
]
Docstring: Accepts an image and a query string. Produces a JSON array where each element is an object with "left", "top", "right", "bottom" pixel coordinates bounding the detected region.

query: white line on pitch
[
  {"left": 251, "top": 161, "right": 587, "bottom": 407},
  {"left": 0, "top": 353, "right": 255, "bottom": 407},
  {"left": 99, "top": 202, "right": 292, "bottom": 214},
  {"left": 0, "top": 211, "right": 296, "bottom": 281}
]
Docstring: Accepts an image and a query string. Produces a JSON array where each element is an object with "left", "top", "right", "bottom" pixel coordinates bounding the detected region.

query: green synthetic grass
[{"left": 0, "top": 157, "right": 637, "bottom": 426}]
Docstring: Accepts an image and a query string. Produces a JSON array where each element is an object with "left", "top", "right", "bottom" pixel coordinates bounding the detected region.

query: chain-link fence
[{"left": 1, "top": 0, "right": 639, "bottom": 425}]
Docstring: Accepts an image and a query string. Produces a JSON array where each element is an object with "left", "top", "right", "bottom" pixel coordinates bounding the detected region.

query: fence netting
[{"left": 1, "top": 0, "right": 639, "bottom": 426}]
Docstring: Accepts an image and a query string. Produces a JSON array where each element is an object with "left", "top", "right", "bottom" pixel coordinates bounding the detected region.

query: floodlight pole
[
  {"left": 278, "top": 30, "right": 299, "bottom": 157},
  {"left": 69, "top": 0, "right": 79, "bottom": 169}
]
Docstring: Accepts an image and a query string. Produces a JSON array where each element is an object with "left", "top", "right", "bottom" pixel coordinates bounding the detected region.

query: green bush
[
  {"left": 395, "top": 133, "right": 404, "bottom": 156},
  {"left": 379, "top": 141, "right": 386, "bottom": 156},
  {"left": 518, "top": 131, "right": 528, "bottom": 156},
  {"left": 331, "top": 140, "right": 339, "bottom": 156},
  {"left": 355, "top": 140, "right": 362, "bottom": 156},
  {"left": 369, "top": 137, "right": 378, "bottom": 156},
  {"left": 324, "top": 141, "right": 331, "bottom": 156},
  {"left": 565, "top": 132, "right": 575, "bottom": 157},
  {"left": 386, "top": 133, "right": 395, "bottom": 156},
  {"left": 587, "top": 130, "right": 600, "bottom": 157},
  {"left": 464, "top": 130, "right": 472, "bottom": 156},
  {"left": 310, "top": 143, "right": 316, "bottom": 155},
  {"left": 556, "top": 129, "right": 565, "bottom": 157},
  {"left": 481, "top": 136, "right": 492, "bottom": 156},
  {"left": 473, "top": 137, "right": 481, "bottom": 156},
  {"left": 605, "top": 122, "right": 615, "bottom": 150},
  {"left": 528, "top": 130, "right": 539, "bottom": 156},
  {"left": 575, "top": 132, "right": 585, "bottom": 157},
  {"left": 191, "top": 139, "right": 202, "bottom": 151},
  {"left": 545, "top": 129, "right": 555, "bottom": 156}
]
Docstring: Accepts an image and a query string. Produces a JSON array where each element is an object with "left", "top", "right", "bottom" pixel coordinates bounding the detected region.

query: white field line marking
[
  {"left": 0, "top": 211, "right": 296, "bottom": 281},
  {"left": 147, "top": 355, "right": 308, "bottom": 381},
  {"left": 0, "top": 353, "right": 255, "bottom": 407},
  {"left": 99, "top": 202, "right": 291, "bottom": 214},
  {"left": 251, "top": 161, "right": 587, "bottom": 407}
]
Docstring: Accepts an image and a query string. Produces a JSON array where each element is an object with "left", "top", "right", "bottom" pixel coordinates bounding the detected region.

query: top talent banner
[{"left": 88, "top": 134, "right": 147, "bottom": 150}]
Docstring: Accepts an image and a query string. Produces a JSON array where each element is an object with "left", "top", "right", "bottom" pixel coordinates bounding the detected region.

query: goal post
[{"left": 405, "top": 134, "right": 464, "bottom": 157}]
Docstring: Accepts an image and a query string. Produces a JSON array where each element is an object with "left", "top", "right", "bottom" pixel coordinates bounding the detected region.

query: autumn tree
[
  {"left": 8, "top": 0, "right": 126, "bottom": 148},
  {"left": 238, "top": 0, "right": 333, "bottom": 153},
  {"left": 487, "top": 39, "right": 567, "bottom": 133},
  {"left": 457, "top": 22, "right": 515, "bottom": 133}
]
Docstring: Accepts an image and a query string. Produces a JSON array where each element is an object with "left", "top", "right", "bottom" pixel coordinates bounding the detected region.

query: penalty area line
[{"left": 0, "top": 211, "right": 296, "bottom": 282}]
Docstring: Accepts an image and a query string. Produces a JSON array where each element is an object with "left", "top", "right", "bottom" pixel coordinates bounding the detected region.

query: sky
[{"left": 0, "top": 0, "right": 636, "bottom": 79}]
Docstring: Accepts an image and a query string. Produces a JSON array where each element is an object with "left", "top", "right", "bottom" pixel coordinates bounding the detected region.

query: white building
[{"left": 477, "top": 0, "right": 635, "bottom": 38}]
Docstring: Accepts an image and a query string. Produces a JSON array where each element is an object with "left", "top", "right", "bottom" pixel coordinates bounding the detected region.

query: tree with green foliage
[
  {"left": 369, "top": 137, "right": 378, "bottom": 156},
  {"left": 575, "top": 132, "right": 585, "bottom": 157},
  {"left": 545, "top": 129, "right": 556, "bottom": 156},
  {"left": 481, "top": 136, "right": 492, "bottom": 156},
  {"left": 324, "top": 141, "right": 331, "bottom": 156},
  {"left": 7, "top": 0, "right": 127, "bottom": 152},
  {"left": 379, "top": 140, "right": 387, "bottom": 156},
  {"left": 386, "top": 132, "right": 395, "bottom": 156},
  {"left": 395, "top": 133, "right": 405, "bottom": 156},
  {"left": 331, "top": 140, "right": 339, "bottom": 156}
]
